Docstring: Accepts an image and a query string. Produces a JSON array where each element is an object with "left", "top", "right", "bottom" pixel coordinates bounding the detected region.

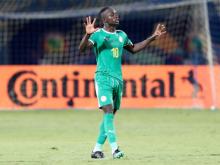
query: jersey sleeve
[
  {"left": 88, "top": 30, "right": 99, "bottom": 45},
  {"left": 124, "top": 32, "right": 133, "bottom": 47},
  {"left": 124, "top": 38, "right": 133, "bottom": 46}
]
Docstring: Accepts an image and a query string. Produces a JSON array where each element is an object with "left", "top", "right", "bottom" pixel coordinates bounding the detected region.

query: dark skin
[
  {"left": 79, "top": 8, "right": 166, "bottom": 53},
  {"left": 79, "top": 8, "right": 166, "bottom": 114}
]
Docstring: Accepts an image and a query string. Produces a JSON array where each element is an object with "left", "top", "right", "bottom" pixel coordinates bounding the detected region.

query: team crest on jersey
[
  {"left": 101, "top": 96, "right": 107, "bottom": 102},
  {"left": 104, "top": 36, "right": 110, "bottom": 41},
  {"left": 119, "top": 36, "right": 123, "bottom": 43}
]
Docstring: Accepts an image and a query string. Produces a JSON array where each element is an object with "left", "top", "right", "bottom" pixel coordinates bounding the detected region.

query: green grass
[{"left": 0, "top": 109, "right": 220, "bottom": 165}]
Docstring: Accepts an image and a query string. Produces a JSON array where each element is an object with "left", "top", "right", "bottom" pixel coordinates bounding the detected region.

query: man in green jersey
[{"left": 79, "top": 7, "right": 166, "bottom": 159}]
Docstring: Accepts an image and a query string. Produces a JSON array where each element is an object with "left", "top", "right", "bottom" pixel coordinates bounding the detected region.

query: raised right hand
[{"left": 84, "top": 16, "right": 99, "bottom": 35}]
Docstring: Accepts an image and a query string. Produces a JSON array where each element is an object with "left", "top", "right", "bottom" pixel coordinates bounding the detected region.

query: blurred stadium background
[
  {"left": 1, "top": 1, "right": 220, "bottom": 165},
  {"left": 0, "top": 0, "right": 220, "bottom": 109}
]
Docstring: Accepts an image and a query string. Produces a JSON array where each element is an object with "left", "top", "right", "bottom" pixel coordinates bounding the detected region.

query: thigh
[
  {"left": 113, "top": 80, "right": 123, "bottom": 111},
  {"left": 95, "top": 75, "right": 113, "bottom": 109}
]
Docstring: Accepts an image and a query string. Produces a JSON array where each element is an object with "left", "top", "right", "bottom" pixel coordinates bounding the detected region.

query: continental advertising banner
[{"left": 0, "top": 65, "right": 219, "bottom": 110}]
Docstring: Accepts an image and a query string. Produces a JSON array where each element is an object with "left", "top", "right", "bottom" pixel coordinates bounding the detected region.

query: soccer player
[{"left": 79, "top": 7, "right": 166, "bottom": 159}]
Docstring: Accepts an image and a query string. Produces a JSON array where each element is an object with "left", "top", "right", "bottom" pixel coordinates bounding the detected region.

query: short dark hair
[{"left": 96, "top": 6, "right": 112, "bottom": 27}]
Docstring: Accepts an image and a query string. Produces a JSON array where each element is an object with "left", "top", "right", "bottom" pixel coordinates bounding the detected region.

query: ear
[{"left": 102, "top": 17, "right": 107, "bottom": 24}]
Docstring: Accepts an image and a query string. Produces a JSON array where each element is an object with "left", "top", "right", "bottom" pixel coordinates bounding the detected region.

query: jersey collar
[{"left": 102, "top": 28, "right": 116, "bottom": 34}]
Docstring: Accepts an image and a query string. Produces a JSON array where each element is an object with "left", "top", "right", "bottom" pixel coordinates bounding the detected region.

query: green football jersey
[{"left": 89, "top": 28, "right": 133, "bottom": 81}]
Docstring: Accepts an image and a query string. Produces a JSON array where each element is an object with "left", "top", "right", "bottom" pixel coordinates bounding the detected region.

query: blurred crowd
[
  {"left": 0, "top": 0, "right": 192, "bottom": 12},
  {"left": 0, "top": 0, "right": 219, "bottom": 65}
]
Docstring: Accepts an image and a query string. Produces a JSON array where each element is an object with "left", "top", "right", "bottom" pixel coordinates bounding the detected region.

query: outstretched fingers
[
  {"left": 84, "top": 16, "right": 99, "bottom": 34},
  {"left": 85, "top": 16, "right": 96, "bottom": 25},
  {"left": 156, "top": 23, "right": 166, "bottom": 36},
  {"left": 88, "top": 16, "right": 91, "bottom": 24},
  {"left": 160, "top": 24, "right": 166, "bottom": 31},
  {"left": 156, "top": 23, "right": 162, "bottom": 29},
  {"left": 85, "top": 16, "right": 91, "bottom": 25},
  {"left": 86, "top": 17, "right": 89, "bottom": 25},
  {"left": 92, "top": 18, "right": 96, "bottom": 25},
  {"left": 160, "top": 24, "right": 166, "bottom": 34}
]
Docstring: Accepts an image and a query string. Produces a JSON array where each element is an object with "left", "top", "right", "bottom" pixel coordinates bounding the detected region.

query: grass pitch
[{"left": 0, "top": 109, "right": 220, "bottom": 165}]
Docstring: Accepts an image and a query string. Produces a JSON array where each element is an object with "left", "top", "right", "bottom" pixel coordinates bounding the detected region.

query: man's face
[{"left": 103, "top": 8, "right": 119, "bottom": 26}]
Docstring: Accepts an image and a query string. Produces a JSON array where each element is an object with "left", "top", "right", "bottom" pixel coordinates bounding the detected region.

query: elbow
[
  {"left": 131, "top": 50, "right": 136, "bottom": 54},
  {"left": 132, "top": 48, "right": 141, "bottom": 54},
  {"left": 78, "top": 46, "right": 85, "bottom": 53},
  {"left": 129, "top": 49, "right": 136, "bottom": 54},
  {"left": 126, "top": 48, "right": 136, "bottom": 54},
  {"left": 129, "top": 45, "right": 137, "bottom": 54}
]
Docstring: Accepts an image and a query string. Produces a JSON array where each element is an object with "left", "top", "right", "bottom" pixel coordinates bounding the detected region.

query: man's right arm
[
  {"left": 78, "top": 16, "right": 98, "bottom": 53},
  {"left": 78, "top": 34, "right": 93, "bottom": 53}
]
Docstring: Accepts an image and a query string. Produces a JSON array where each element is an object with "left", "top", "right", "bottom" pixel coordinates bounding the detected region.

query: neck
[{"left": 103, "top": 24, "right": 116, "bottom": 32}]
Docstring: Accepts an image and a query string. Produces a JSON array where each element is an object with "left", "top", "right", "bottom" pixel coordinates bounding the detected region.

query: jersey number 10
[{"left": 111, "top": 48, "right": 119, "bottom": 58}]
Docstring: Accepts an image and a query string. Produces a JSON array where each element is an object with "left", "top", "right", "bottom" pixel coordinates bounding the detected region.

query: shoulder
[
  {"left": 91, "top": 28, "right": 102, "bottom": 36},
  {"left": 89, "top": 29, "right": 104, "bottom": 45},
  {"left": 89, "top": 29, "right": 102, "bottom": 41},
  {"left": 116, "top": 30, "right": 128, "bottom": 37}
]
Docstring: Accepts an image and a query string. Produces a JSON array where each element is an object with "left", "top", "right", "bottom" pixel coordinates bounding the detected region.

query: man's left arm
[{"left": 124, "top": 24, "right": 166, "bottom": 54}]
